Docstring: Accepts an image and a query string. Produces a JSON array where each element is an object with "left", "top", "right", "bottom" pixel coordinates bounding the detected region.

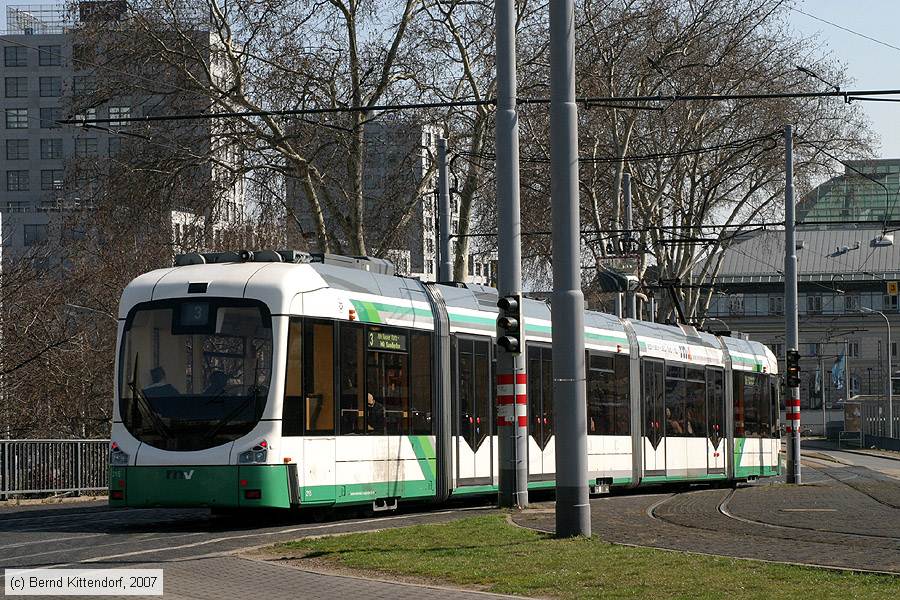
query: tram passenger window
[
  {"left": 282, "top": 318, "right": 303, "bottom": 436},
  {"left": 339, "top": 324, "right": 365, "bottom": 434},
  {"left": 685, "top": 368, "right": 706, "bottom": 437},
  {"left": 665, "top": 365, "right": 687, "bottom": 436},
  {"left": 733, "top": 372, "right": 771, "bottom": 438},
  {"left": 366, "top": 328, "right": 409, "bottom": 435},
  {"left": 303, "top": 320, "right": 335, "bottom": 435},
  {"left": 409, "top": 332, "right": 433, "bottom": 434},
  {"left": 586, "top": 353, "right": 630, "bottom": 435},
  {"left": 457, "top": 337, "right": 492, "bottom": 447}
]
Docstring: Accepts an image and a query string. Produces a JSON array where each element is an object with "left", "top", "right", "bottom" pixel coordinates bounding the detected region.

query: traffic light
[
  {"left": 786, "top": 349, "right": 801, "bottom": 388},
  {"left": 497, "top": 294, "right": 523, "bottom": 354}
]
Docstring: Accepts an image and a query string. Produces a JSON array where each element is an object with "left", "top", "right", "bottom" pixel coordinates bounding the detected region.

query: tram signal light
[
  {"left": 497, "top": 294, "right": 523, "bottom": 354},
  {"left": 786, "top": 349, "right": 801, "bottom": 388}
]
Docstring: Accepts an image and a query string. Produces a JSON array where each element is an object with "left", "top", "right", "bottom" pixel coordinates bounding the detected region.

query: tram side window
[
  {"left": 409, "top": 332, "right": 433, "bottom": 434},
  {"left": 733, "top": 372, "right": 772, "bottom": 438},
  {"left": 706, "top": 367, "right": 725, "bottom": 441},
  {"left": 685, "top": 367, "right": 706, "bottom": 437},
  {"left": 665, "top": 365, "right": 688, "bottom": 436},
  {"left": 339, "top": 324, "right": 366, "bottom": 434},
  {"left": 586, "top": 352, "right": 630, "bottom": 435},
  {"left": 366, "top": 327, "right": 409, "bottom": 435},
  {"left": 282, "top": 318, "right": 303, "bottom": 436},
  {"left": 303, "top": 320, "right": 335, "bottom": 435}
]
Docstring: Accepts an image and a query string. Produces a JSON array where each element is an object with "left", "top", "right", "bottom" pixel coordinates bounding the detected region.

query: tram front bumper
[{"left": 108, "top": 465, "right": 295, "bottom": 509}]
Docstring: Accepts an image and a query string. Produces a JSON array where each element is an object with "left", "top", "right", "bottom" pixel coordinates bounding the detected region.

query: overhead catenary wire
[{"left": 56, "top": 87, "right": 900, "bottom": 126}]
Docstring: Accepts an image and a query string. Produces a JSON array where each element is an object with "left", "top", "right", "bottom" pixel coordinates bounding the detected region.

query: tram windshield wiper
[{"left": 128, "top": 353, "right": 170, "bottom": 440}]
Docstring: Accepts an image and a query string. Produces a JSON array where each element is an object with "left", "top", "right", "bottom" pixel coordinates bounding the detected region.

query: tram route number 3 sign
[
  {"left": 888, "top": 281, "right": 899, "bottom": 296},
  {"left": 368, "top": 331, "right": 407, "bottom": 352}
]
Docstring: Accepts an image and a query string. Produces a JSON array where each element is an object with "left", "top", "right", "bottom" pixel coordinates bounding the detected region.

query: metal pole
[
  {"left": 623, "top": 173, "right": 636, "bottom": 319},
  {"left": 550, "top": 0, "right": 590, "bottom": 538},
  {"left": 820, "top": 345, "right": 826, "bottom": 438},
  {"left": 437, "top": 138, "right": 452, "bottom": 282},
  {"left": 845, "top": 339, "right": 851, "bottom": 403},
  {"left": 784, "top": 124, "right": 801, "bottom": 484},
  {"left": 495, "top": 0, "right": 528, "bottom": 509}
]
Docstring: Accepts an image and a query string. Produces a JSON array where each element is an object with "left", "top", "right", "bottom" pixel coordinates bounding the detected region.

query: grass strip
[{"left": 271, "top": 515, "right": 899, "bottom": 599}]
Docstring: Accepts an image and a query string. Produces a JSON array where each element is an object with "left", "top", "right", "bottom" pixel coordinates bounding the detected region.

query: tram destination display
[{"left": 368, "top": 330, "right": 407, "bottom": 351}]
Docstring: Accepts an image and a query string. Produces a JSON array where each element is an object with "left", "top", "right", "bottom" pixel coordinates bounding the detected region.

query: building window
[
  {"left": 73, "top": 75, "right": 96, "bottom": 95},
  {"left": 5, "top": 77, "right": 27, "bottom": 98},
  {"left": 74, "top": 138, "right": 98, "bottom": 157},
  {"left": 40, "top": 138, "right": 62, "bottom": 159},
  {"left": 108, "top": 136, "right": 122, "bottom": 156},
  {"left": 883, "top": 295, "right": 899, "bottom": 312},
  {"left": 806, "top": 343, "right": 818, "bottom": 357},
  {"left": 844, "top": 294, "right": 860, "bottom": 312},
  {"left": 38, "top": 45, "right": 61, "bottom": 66},
  {"left": 728, "top": 294, "right": 744, "bottom": 316},
  {"left": 6, "top": 139, "right": 28, "bottom": 160},
  {"left": 40, "top": 169, "right": 64, "bottom": 191},
  {"left": 24, "top": 224, "right": 49, "bottom": 246},
  {"left": 768, "top": 296, "right": 784, "bottom": 315},
  {"left": 74, "top": 107, "right": 97, "bottom": 126},
  {"left": 806, "top": 295, "right": 823, "bottom": 315},
  {"left": 848, "top": 341, "right": 860, "bottom": 358},
  {"left": 892, "top": 342, "right": 897, "bottom": 358},
  {"left": 6, "top": 108, "right": 28, "bottom": 129},
  {"left": 4, "top": 47, "right": 27, "bottom": 67},
  {"left": 108, "top": 106, "right": 131, "bottom": 126},
  {"left": 39, "top": 77, "right": 62, "bottom": 97},
  {"left": 40, "top": 107, "right": 61, "bottom": 129},
  {"left": 7, "top": 170, "right": 30, "bottom": 191}
]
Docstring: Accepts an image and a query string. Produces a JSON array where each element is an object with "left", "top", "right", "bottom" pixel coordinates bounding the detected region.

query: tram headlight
[
  {"left": 109, "top": 441, "right": 129, "bottom": 466},
  {"left": 238, "top": 440, "right": 269, "bottom": 464}
]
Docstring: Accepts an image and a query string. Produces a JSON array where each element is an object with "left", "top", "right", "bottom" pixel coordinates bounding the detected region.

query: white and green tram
[{"left": 109, "top": 251, "right": 780, "bottom": 510}]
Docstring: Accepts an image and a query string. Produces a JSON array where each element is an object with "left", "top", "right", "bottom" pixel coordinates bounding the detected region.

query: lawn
[{"left": 269, "top": 515, "right": 899, "bottom": 599}]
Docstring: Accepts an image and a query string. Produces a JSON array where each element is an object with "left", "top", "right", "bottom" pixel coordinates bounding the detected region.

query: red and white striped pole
[{"left": 496, "top": 373, "right": 527, "bottom": 429}]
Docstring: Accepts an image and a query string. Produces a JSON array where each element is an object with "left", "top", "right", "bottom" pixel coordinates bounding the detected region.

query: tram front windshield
[{"left": 118, "top": 300, "right": 273, "bottom": 451}]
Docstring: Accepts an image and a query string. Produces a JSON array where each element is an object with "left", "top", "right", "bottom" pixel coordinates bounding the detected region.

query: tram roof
[{"left": 119, "top": 258, "right": 775, "bottom": 371}]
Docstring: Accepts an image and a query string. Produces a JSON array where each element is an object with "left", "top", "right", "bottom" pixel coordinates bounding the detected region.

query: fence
[
  {"left": 861, "top": 400, "right": 900, "bottom": 439},
  {"left": 1, "top": 439, "right": 109, "bottom": 498}
]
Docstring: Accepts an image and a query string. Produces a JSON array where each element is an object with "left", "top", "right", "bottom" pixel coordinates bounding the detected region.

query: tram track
[{"left": 646, "top": 472, "right": 900, "bottom": 548}]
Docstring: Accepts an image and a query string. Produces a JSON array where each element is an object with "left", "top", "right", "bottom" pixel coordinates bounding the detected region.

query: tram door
[
  {"left": 454, "top": 337, "right": 493, "bottom": 485},
  {"left": 706, "top": 367, "right": 726, "bottom": 474},
  {"left": 526, "top": 345, "right": 554, "bottom": 480},
  {"left": 641, "top": 359, "right": 666, "bottom": 476}
]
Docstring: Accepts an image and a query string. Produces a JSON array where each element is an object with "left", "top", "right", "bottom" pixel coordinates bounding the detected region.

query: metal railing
[
  {"left": 862, "top": 400, "right": 900, "bottom": 439},
  {"left": 1, "top": 439, "right": 108, "bottom": 498}
]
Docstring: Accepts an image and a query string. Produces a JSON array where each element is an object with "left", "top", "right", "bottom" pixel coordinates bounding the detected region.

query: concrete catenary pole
[
  {"left": 495, "top": 0, "right": 528, "bottom": 509},
  {"left": 550, "top": 0, "right": 590, "bottom": 537},
  {"left": 623, "top": 173, "right": 636, "bottom": 319},
  {"left": 437, "top": 138, "right": 452, "bottom": 282},
  {"left": 784, "top": 124, "right": 801, "bottom": 484}
]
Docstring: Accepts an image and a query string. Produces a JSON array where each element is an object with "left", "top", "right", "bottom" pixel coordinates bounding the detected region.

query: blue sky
[
  {"left": 2, "top": 1, "right": 898, "bottom": 156},
  {"left": 789, "top": 0, "right": 900, "bottom": 157}
]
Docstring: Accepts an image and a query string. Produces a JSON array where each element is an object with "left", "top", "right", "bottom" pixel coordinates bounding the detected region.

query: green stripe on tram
[
  {"left": 350, "top": 300, "right": 433, "bottom": 325},
  {"left": 409, "top": 435, "right": 437, "bottom": 483}
]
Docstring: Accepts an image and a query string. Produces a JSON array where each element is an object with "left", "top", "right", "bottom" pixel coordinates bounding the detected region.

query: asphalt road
[
  {"left": 801, "top": 440, "right": 900, "bottom": 478},
  {"left": 0, "top": 500, "right": 507, "bottom": 599}
]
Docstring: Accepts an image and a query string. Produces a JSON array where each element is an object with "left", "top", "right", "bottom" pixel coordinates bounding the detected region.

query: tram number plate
[{"left": 368, "top": 331, "right": 407, "bottom": 352}]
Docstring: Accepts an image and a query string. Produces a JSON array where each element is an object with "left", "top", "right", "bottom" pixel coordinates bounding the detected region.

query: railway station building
[{"left": 704, "top": 159, "right": 900, "bottom": 434}]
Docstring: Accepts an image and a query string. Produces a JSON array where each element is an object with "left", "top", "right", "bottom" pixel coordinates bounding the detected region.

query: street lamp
[{"left": 861, "top": 307, "right": 893, "bottom": 438}]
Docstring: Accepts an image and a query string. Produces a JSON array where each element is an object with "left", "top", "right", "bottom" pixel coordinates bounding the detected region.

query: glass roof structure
[{"left": 797, "top": 159, "right": 900, "bottom": 224}]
